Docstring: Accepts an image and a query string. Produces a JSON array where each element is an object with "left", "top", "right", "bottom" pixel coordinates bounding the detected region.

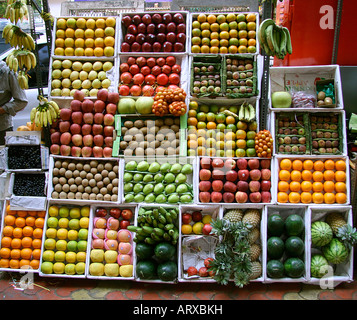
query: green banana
[
  {"left": 273, "top": 25, "right": 281, "bottom": 56},
  {"left": 278, "top": 26, "right": 287, "bottom": 59},
  {"left": 258, "top": 18, "right": 275, "bottom": 47},
  {"left": 248, "top": 104, "right": 256, "bottom": 121},
  {"left": 282, "top": 26, "right": 292, "bottom": 54},
  {"left": 238, "top": 103, "right": 245, "bottom": 120},
  {"left": 244, "top": 104, "right": 250, "bottom": 121}
]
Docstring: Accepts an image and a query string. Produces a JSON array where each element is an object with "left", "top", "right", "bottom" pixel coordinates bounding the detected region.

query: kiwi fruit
[
  {"left": 145, "top": 148, "right": 155, "bottom": 156},
  {"left": 124, "top": 120, "right": 134, "bottom": 128},
  {"left": 72, "top": 170, "right": 80, "bottom": 178},
  {"left": 82, "top": 193, "right": 89, "bottom": 200},
  {"left": 156, "top": 133, "right": 165, "bottom": 141},
  {"left": 97, "top": 163, "right": 104, "bottom": 172},
  {"left": 146, "top": 134, "right": 155, "bottom": 142},
  {"left": 128, "top": 127, "right": 139, "bottom": 135},
  {"left": 155, "top": 148, "right": 165, "bottom": 156},
  {"left": 124, "top": 149, "right": 133, "bottom": 156},
  {"left": 134, "top": 133, "right": 144, "bottom": 142},
  {"left": 134, "top": 120, "right": 144, "bottom": 128},
  {"left": 139, "top": 141, "right": 148, "bottom": 149},
  {"left": 52, "top": 191, "right": 59, "bottom": 199},
  {"left": 164, "top": 118, "right": 174, "bottom": 126},
  {"left": 135, "top": 147, "right": 145, "bottom": 156},
  {"left": 140, "top": 127, "right": 148, "bottom": 135},
  {"left": 123, "top": 134, "right": 133, "bottom": 142},
  {"left": 53, "top": 168, "right": 60, "bottom": 176},
  {"left": 121, "top": 127, "right": 128, "bottom": 135},
  {"left": 155, "top": 119, "right": 164, "bottom": 127},
  {"left": 59, "top": 167, "right": 66, "bottom": 176},
  {"left": 52, "top": 177, "right": 59, "bottom": 185}
]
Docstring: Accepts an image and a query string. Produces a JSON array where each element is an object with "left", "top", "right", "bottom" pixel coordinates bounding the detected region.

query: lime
[
  {"left": 41, "top": 261, "right": 53, "bottom": 274},
  {"left": 42, "top": 250, "right": 55, "bottom": 262},
  {"left": 78, "top": 228, "right": 88, "bottom": 240},
  {"left": 246, "top": 148, "right": 256, "bottom": 157},
  {"left": 69, "top": 207, "right": 81, "bottom": 219},
  {"left": 54, "top": 250, "right": 66, "bottom": 262},
  {"left": 47, "top": 217, "right": 58, "bottom": 228},
  {"left": 67, "top": 240, "right": 78, "bottom": 252},
  {"left": 44, "top": 238, "right": 56, "bottom": 250},
  {"left": 53, "top": 262, "right": 65, "bottom": 274},
  {"left": 68, "top": 218, "right": 80, "bottom": 230},
  {"left": 58, "top": 207, "right": 69, "bottom": 218},
  {"left": 77, "top": 240, "right": 87, "bottom": 252},
  {"left": 64, "top": 263, "right": 76, "bottom": 275},
  {"left": 56, "top": 239, "right": 67, "bottom": 251},
  {"left": 75, "top": 262, "right": 86, "bottom": 275},
  {"left": 80, "top": 206, "right": 90, "bottom": 217}
]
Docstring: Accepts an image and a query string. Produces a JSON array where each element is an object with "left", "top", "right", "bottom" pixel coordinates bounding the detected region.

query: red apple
[
  {"left": 237, "top": 180, "right": 249, "bottom": 192},
  {"left": 60, "top": 132, "right": 71, "bottom": 145},
  {"left": 202, "top": 224, "right": 212, "bottom": 235},
  {"left": 261, "top": 191, "right": 271, "bottom": 203},
  {"left": 182, "top": 213, "right": 192, "bottom": 224},
  {"left": 199, "top": 169, "right": 211, "bottom": 181},
  {"left": 106, "top": 103, "right": 117, "bottom": 115},
  {"left": 211, "top": 191, "right": 222, "bottom": 203},
  {"left": 121, "top": 209, "right": 133, "bottom": 220},
  {"left": 223, "top": 192, "right": 235, "bottom": 203},
  {"left": 103, "top": 125, "right": 114, "bottom": 137},
  {"left": 238, "top": 169, "right": 250, "bottom": 181},
  {"left": 103, "top": 147, "right": 113, "bottom": 158},
  {"left": 236, "top": 158, "right": 248, "bottom": 170},
  {"left": 192, "top": 211, "right": 202, "bottom": 222},
  {"left": 71, "top": 111, "right": 83, "bottom": 125},
  {"left": 94, "top": 99, "right": 106, "bottom": 113},
  {"left": 92, "top": 146, "right": 103, "bottom": 158},
  {"left": 199, "top": 192, "right": 211, "bottom": 203},
  {"left": 97, "top": 89, "right": 108, "bottom": 102},
  {"left": 95, "top": 208, "right": 107, "bottom": 217},
  {"left": 83, "top": 134, "right": 93, "bottom": 147},
  {"left": 94, "top": 113, "right": 104, "bottom": 124},
  {"left": 226, "top": 170, "right": 238, "bottom": 182},
  {"left": 224, "top": 181, "right": 237, "bottom": 193},
  {"left": 260, "top": 180, "right": 271, "bottom": 191},
  {"left": 248, "top": 159, "right": 260, "bottom": 170},
  {"left": 59, "top": 121, "right": 70, "bottom": 133},
  {"left": 92, "top": 124, "right": 103, "bottom": 135},
  {"left": 109, "top": 208, "right": 121, "bottom": 219},
  {"left": 81, "top": 146, "right": 92, "bottom": 157},
  {"left": 212, "top": 158, "right": 224, "bottom": 168},
  {"left": 250, "top": 169, "right": 262, "bottom": 181},
  {"left": 249, "top": 180, "right": 261, "bottom": 193},
  {"left": 83, "top": 112, "right": 94, "bottom": 124},
  {"left": 50, "top": 132, "right": 60, "bottom": 144},
  {"left": 212, "top": 169, "right": 225, "bottom": 180},
  {"left": 71, "top": 134, "right": 83, "bottom": 147},
  {"left": 260, "top": 159, "right": 271, "bottom": 169},
  {"left": 212, "top": 180, "right": 223, "bottom": 192},
  {"left": 60, "top": 144, "right": 71, "bottom": 156},
  {"left": 119, "top": 220, "right": 130, "bottom": 229},
  {"left": 200, "top": 157, "right": 211, "bottom": 169},
  {"left": 107, "top": 92, "right": 120, "bottom": 104},
  {"left": 261, "top": 169, "right": 271, "bottom": 180},
  {"left": 71, "top": 146, "right": 81, "bottom": 157},
  {"left": 81, "top": 124, "right": 92, "bottom": 136},
  {"left": 73, "top": 90, "right": 85, "bottom": 101},
  {"left": 235, "top": 191, "right": 248, "bottom": 203},
  {"left": 249, "top": 192, "right": 262, "bottom": 203},
  {"left": 81, "top": 99, "right": 94, "bottom": 113},
  {"left": 104, "top": 136, "right": 113, "bottom": 147},
  {"left": 93, "top": 135, "right": 104, "bottom": 147},
  {"left": 50, "top": 144, "right": 60, "bottom": 155},
  {"left": 199, "top": 180, "right": 211, "bottom": 192},
  {"left": 59, "top": 108, "right": 72, "bottom": 121},
  {"left": 70, "top": 99, "right": 82, "bottom": 112}
]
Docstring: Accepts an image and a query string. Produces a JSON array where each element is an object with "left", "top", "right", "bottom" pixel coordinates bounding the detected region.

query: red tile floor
[{"left": 0, "top": 270, "right": 357, "bottom": 300}]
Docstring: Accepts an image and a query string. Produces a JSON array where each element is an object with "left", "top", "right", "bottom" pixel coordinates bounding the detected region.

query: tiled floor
[{"left": 0, "top": 271, "right": 356, "bottom": 300}]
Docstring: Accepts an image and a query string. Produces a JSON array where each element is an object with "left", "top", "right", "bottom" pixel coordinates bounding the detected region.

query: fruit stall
[{"left": 0, "top": 4, "right": 355, "bottom": 290}]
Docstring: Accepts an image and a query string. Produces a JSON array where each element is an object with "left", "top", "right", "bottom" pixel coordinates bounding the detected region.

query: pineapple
[
  {"left": 250, "top": 243, "right": 261, "bottom": 261},
  {"left": 248, "top": 228, "right": 260, "bottom": 244},
  {"left": 326, "top": 212, "right": 347, "bottom": 234},
  {"left": 242, "top": 209, "right": 261, "bottom": 228},
  {"left": 249, "top": 261, "right": 262, "bottom": 280},
  {"left": 224, "top": 209, "right": 243, "bottom": 222}
]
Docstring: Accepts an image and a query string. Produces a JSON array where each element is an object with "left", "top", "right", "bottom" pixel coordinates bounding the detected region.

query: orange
[
  {"left": 277, "top": 192, "right": 289, "bottom": 203},
  {"left": 4, "top": 215, "right": 16, "bottom": 226},
  {"left": 313, "top": 160, "right": 325, "bottom": 171},
  {"left": 323, "top": 170, "right": 335, "bottom": 181},
  {"left": 323, "top": 181, "right": 335, "bottom": 193},
  {"left": 301, "top": 170, "right": 312, "bottom": 181},
  {"left": 27, "top": 211, "right": 38, "bottom": 217},
  {"left": 32, "top": 249, "right": 41, "bottom": 260},
  {"left": 21, "top": 237, "right": 32, "bottom": 248},
  {"left": 236, "top": 130, "right": 247, "bottom": 140},
  {"left": 32, "top": 239, "right": 42, "bottom": 249},
  {"left": 2, "top": 226, "right": 14, "bottom": 237},
  {"left": 15, "top": 217, "right": 26, "bottom": 228},
  {"left": 22, "top": 226, "right": 33, "bottom": 237},
  {"left": 324, "top": 159, "right": 335, "bottom": 170},
  {"left": 303, "top": 159, "right": 314, "bottom": 170},
  {"left": 292, "top": 160, "right": 303, "bottom": 171},
  {"left": 10, "top": 249, "right": 21, "bottom": 259},
  {"left": 335, "top": 160, "right": 346, "bottom": 171},
  {"left": 312, "top": 192, "right": 324, "bottom": 204},
  {"left": 187, "top": 140, "right": 198, "bottom": 150},
  {"left": 25, "top": 216, "right": 36, "bottom": 227},
  {"left": 324, "top": 193, "right": 336, "bottom": 204},
  {"left": 312, "top": 181, "right": 324, "bottom": 192},
  {"left": 335, "top": 182, "right": 347, "bottom": 193},
  {"left": 280, "top": 159, "right": 292, "bottom": 170},
  {"left": 9, "top": 259, "right": 20, "bottom": 269},
  {"left": 0, "top": 259, "right": 10, "bottom": 268},
  {"left": 30, "top": 259, "right": 40, "bottom": 269},
  {"left": 17, "top": 211, "right": 28, "bottom": 218},
  {"left": 187, "top": 117, "right": 198, "bottom": 127},
  {"left": 226, "top": 115, "right": 236, "bottom": 125},
  {"left": 11, "top": 238, "right": 22, "bottom": 249},
  {"left": 206, "top": 122, "right": 216, "bottom": 130},
  {"left": 290, "top": 170, "right": 302, "bottom": 182},
  {"left": 312, "top": 171, "right": 324, "bottom": 182},
  {"left": 301, "top": 181, "right": 312, "bottom": 192},
  {"left": 289, "top": 181, "right": 301, "bottom": 192},
  {"left": 278, "top": 181, "right": 290, "bottom": 192},
  {"left": 279, "top": 170, "right": 291, "bottom": 181},
  {"left": 21, "top": 248, "right": 32, "bottom": 260},
  {"left": 288, "top": 192, "right": 301, "bottom": 203},
  {"left": 19, "top": 259, "right": 31, "bottom": 269},
  {"left": 0, "top": 247, "right": 11, "bottom": 259},
  {"left": 6, "top": 204, "right": 16, "bottom": 215},
  {"left": 33, "top": 228, "right": 43, "bottom": 239},
  {"left": 12, "top": 227, "right": 23, "bottom": 238},
  {"left": 1, "top": 236, "right": 12, "bottom": 248},
  {"left": 335, "top": 193, "right": 347, "bottom": 204},
  {"left": 35, "top": 218, "right": 44, "bottom": 228},
  {"left": 37, "top": 211, "right": 46, "bottom": 218},
  {"left": 300, "top": 192, "right": 312, "bottom": 204},
  {"left": 335, "top": 171, "right": 346, "bottom": 182}
]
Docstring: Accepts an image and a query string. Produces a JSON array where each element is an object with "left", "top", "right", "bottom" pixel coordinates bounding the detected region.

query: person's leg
[{"left": 0, "top": 127, "right": 13, "bottom": 145}]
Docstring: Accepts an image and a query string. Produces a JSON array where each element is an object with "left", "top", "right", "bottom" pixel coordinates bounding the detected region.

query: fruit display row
[
  {"left": 88, "top": 206, "right": 134, "bottom": 279},
  {"left": 115, "top": 115, "right": 182, "bottom": 157},
  {"left": 50, "top": 59, "right": 114, "bottom": 98},
  {"left": 118, "top": 55, "right": 185, "bottom": 97},
  {"left": 122, "top": 159, "right": 194, "bottom": 204},
  {"left": 190, "top": 12, "right": 258, "bottom": 54},
  {"left": 276, "top": 157, "right": 349, "bottom": 205},
  {"left": 49, "top": 157, "right": 120, "bottom": 202},
  {"left": 54, "top": 17, "right": 117, "bottom": 58},
  {"left": 273, "top": 111, "right": 344, "bottom": 156}
]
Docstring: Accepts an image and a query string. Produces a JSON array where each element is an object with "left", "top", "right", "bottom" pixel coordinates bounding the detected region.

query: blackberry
[
  {"left": 12, "top": 173, "right": 46, "bottom": 197},
  {"left": 7, "top": 145, "right": 42, "bottom": 169}
]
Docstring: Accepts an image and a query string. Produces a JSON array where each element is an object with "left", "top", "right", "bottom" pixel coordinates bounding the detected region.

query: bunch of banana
[
  {"left": 222, "top": 102, "right": 256, "bottom": 122},
  {"left": 4, "top": 0, "right": 28, "bottom": 24},
  {"left": 17, "top": 70, "right": 28, "bottom": 89},
  {"left": 258, "top": 18, "right": 292, "bottom": 60},
  {"left": 2, "top": 24, "right": 35, "bottom": 50},
  {"left": 40, "top": 10, "right": 54, "bottom": 26},
  {"left": 6, "top": 49, "right": 36, "bottom": 73},
  {"left": 30, "top": 97, "right": 60, "bottom": 128}
]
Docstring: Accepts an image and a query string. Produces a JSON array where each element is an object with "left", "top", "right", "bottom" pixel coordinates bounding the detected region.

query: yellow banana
[
  {"left": 46, "top": 109, "right": 53, "bottom": 125},
  {"left": 48, "top": 101, "right": 60, "bottom": 115},
  {"left": 2, "top": 23, "right": 13, "bottom": 40},
  {"left": 12, "top": 56, "right": 18, "bottom": 72},
  {"left": 26, "top": 33, "right": 35, "bottom": 50},
  {"left": 5, "top": 28, "right": 13, "bottom": 44},
  {"left": 8, "top": 54, "right": 14, "bottom": 70},
  {"left": 29, "top": 52, "right": 36, "bottom": 68},
  {"left": 18, "top": 7, "right": 24, "bottom": 22},
  {"left": 42, "top": 110, "right": 48, "bottom": 127},
  {"left": 25, "top": 54, "right": 31, "bottom": 70},
  {"left": 34, "top": 110, "right": 40, "bottom": 126},
  {"left": 47, "top": 103, "right": 57, "bottom": 120},
  {"left": 30, "top": 107, "right": 37, "bottom": 122}
]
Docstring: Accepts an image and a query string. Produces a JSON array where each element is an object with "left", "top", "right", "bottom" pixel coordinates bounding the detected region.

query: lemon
[
  {"left": 58, "top": 217, "right": 69, "bottom": 228},
  {"left": 76, "top": 251, "right": 86, "bottom": 262},
  {"left": 64, "top": 263, "right": 76, "bottom": 275},
  {"left": 119, "top": 264, "right": 133, "bottom": 277},
  {"left": 53, "top": 262, "right": 65, "bottom": 274},
  {"left": 47, "top": 217, "right": 58, "bottom": 228},
  {"left": 181, "top": 224, "right": 193, "bottom": 235},
  {"left": 48, "top": 205, "right": 59, "bottom": 217},
  {"left": 66, "top": 251, "right": 77, "bottom": 264},
  {"left": 44, "top": 238, "right": 56, "bottom": 250},
  {"left": 70, "top": 208, "right": 81, "bottom": 219},
  {"left": 58, "top": 206, "right": 69, "bottom": 218},
  {"left": 75, "top": 262, "right": 86, "bottom": 275},
  {"left": 54, "top": 250, "right": 66, "bottom": 262},
  {"left": 192, "top": 222, "right": 204, "bottom": 235},
  {"left": 56, "top": 239, "right": 67, "bottom": 251},
  {"left": 78, "top": 229, "right": 88, "bottom": 240},
  {"left": 69, "top": 218, "right": 80, "bottom": 230},
  {"left": 79, "top": 217, "right": 89, "bottom": 229},
  {"left": 56, "top": 228, "right": 68, "bottom": 240},
  {"left": 80, "top": 206, "right": 90, "bottom": 217},
  {"left": 104, "top": 250, "right": 118, "bottom": 263},
  {"left": 67, "top": 230, "right": 78, "bottom": 241},
  {"left": 46, "top": 228, "right": 57, "bottom": 239},
  {"left": 41, "top": 261, "right": 53, "bottom": 274},
  {"left": 42, "top": 250, "right": 55, "bottom": 262},
  {"left": 202, "top": 215, "right": 212, "bottom": 224}
]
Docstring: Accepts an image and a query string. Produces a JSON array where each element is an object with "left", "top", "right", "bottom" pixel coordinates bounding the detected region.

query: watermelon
[
  {"left": 311, "top": 254, "right": 329, "bottom": 278},
  {"left": 311, "top": 221, "right": 333, "bottom": 247},
  {"left": 322, "top": 238, "right": 349, "bottom": 264}
]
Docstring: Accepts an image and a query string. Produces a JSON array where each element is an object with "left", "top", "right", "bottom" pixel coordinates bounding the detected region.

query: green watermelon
[
  {"left": 311, "top": 254, "right": 329, "bottom": 278},
  {"left": 311, "top": 221, "right": 333, "bottom": 247},
  {"left": 322, "top": 238, "right": 349, "bottom": 264}
]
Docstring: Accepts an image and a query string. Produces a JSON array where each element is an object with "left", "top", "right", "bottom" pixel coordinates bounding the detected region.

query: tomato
[{"left": 156, "top": 73, "right": 169, "bottom": 86}]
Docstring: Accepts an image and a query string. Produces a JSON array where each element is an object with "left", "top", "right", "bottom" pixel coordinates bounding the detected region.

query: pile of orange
[
  {"left": 277, "top": 158, "right": 347, "bottom": 204},
  {"left": 0, "top": 204, "right": 45, "bottom": 270}
]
